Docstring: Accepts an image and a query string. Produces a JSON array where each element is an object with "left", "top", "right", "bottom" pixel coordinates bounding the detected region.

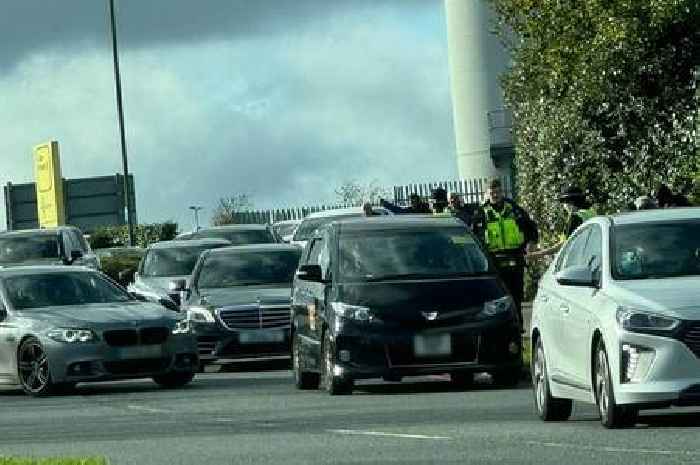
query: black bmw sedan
[{"left": 291, "top": 216, "right": 522, "bottom": 395}]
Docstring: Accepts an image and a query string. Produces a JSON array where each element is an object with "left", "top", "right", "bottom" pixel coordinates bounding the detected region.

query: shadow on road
[
  {"left": 637, "top": 411, "right": 700, "bottom": 428},
  {"left": 355, "top": 377, "right": 531, "bottom": 396}
]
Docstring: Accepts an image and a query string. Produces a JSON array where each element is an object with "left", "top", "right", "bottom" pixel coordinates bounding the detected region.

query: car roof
[
  {"left": 272, "top": 219, "right": 301, "bottom": 226},
  {"left": 0, "top": 265, "right": 93, "bottom": 278},
  {"left": 609, "top": 207, "right": 700, "bottom": 226},
  {"left": 196, "top": 224, "right": 270, "bottom": 232},
  {"left": 147, "top": 238, "right": 231, "bottom": 249},
  {"left": 205, "top": 244, "right": 302, "bottom": 255},
  {"left": 330, "top": 215, "right": 465, "bottom": 233},
  {"left": 304, "top": 206, "right": 387, "bottom": 219},
  {"left": 0, "top": 227, "right": 75, "bottom": 237}
]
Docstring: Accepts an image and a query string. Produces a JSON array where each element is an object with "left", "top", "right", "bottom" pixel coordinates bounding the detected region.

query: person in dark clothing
[
  {"left": 362, "top": 202, "right": 381, "bottom": 217},
  {"left": 472, "top": 179, "right": 538, "bottom": 326},
  {"left": 447, "top": 192, "right": 475, "bottom": 228},
  {"left": 380, "top": 193, "right": 431, "bottom": 214},
  {"left": 656, "top": 183, "right": 690, "bottom": 208},
  {"left": 431, "top": 188, "right": 449, "bottom": 215}
]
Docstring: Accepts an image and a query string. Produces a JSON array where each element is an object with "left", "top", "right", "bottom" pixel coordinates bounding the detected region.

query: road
[{"left": 1, "top": 363, "right": 700, "bottom": 465}]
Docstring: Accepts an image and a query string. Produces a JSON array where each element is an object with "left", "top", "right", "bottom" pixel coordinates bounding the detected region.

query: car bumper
[
  {"left": 194, "top": 323, "right": 291, "bottom": 363},
  {"left": 613, "top": 330, "right": 700, "bottom": 406},
  {"left": 45, "top": 334, "right": 199, "bottom": 383},
  {"left": 331, "top": 317, "right": 521, "bottom": 380}
]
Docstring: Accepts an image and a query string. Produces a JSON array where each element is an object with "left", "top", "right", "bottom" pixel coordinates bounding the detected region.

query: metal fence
[
  {"left": 392, "top": 176, "right": 513, "bottom": 206},
  {"left": 231, "top": 176, "right": 514, "bottom": 225}
]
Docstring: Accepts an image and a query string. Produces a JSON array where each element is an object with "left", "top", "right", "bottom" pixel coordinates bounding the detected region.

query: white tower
[{"left": 445, "top": 0, "right": 512, "bottom": 180}]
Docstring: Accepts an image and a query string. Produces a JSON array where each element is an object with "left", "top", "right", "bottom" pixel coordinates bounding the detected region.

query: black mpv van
[{"left": 291, "top": 216, "right": 522, "bottom": 395}]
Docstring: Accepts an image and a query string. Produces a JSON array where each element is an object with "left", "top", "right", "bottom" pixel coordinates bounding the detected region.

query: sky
[{"left": 0, "top": 0, "right": 457, "bottom": 230}]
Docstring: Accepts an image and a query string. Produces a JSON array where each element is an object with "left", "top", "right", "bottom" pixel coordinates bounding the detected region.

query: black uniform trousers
[{"left": 493, "top": 253, "right": 525, "bottom": 327}]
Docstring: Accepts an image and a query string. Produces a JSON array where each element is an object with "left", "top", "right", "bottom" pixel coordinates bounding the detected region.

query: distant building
[{"left": 4, "top": 174, "right": 136, "bottom": 233}]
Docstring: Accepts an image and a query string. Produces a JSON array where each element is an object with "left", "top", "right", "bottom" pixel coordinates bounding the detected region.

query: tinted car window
[
  {"left": 294, "top": 214, "right": 360, "bottom": 241},
  {"left": 0, "top": 236, "right": 61, "bottom": 264},
  {"left": 338, "top": 227, "right": 490, "bottom": 281},
  {"left": 142, "top": 245, "right": 221, "bottom": 277},
  {"left": 197, "top": 250, "right": 302, "bottom": 288},
  {"left": 306, "top": 238, "right": 325, "bottom": 265},
  {"left": 581, "top": 224, "right": 602, "bottom": 271},
  {"left": 191, "top": 229, "right": 274, "bottom": 245},
  {"left": 613, "top": 220, "right": 700, "bottom": 280},
  {"left": 4, "top": 272, "right": 131, "bottom": 310}
]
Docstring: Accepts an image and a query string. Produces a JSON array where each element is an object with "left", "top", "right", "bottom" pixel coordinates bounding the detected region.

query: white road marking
[
  {"left": 215, "top": 418, "right": 235, "bottom": 423},
  {"left": 329, "top": 429, "right": 451, "bottom": 440},
  {"left": 126, "top": 405, "right": 171, "bottom": 414},
  {"left": 528, "top": 441, "right": 700, "bottom": 457}
]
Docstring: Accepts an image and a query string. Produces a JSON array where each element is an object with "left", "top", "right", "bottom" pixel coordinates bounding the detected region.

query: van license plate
[
  {"left": 414, "top": 334, "right": 452, "bottom": 357},
  {"left": 239, "top": 330, "right": 285, "bottom": 344}
]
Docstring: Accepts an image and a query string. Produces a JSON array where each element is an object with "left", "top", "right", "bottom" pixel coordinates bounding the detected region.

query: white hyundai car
[{"left": 531, "top": 207, "right": 700, "bottom": 428}]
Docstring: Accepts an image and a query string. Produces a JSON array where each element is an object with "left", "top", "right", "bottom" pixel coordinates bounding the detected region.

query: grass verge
[{"left": 521, "top": 337, "right": 531, "bottom": 378}]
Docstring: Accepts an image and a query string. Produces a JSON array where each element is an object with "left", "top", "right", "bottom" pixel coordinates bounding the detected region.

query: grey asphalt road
[{"left": 1, "top": 363, "right": 700, "bottom": 465}]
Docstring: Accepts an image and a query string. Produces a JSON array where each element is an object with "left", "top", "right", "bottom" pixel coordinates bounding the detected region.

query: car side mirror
[
  {"left": 296, "top": 264, "right": 324, "bottom": 282},
  {"left": 556, "top": 265, "right": 600, "bottom": 288}
]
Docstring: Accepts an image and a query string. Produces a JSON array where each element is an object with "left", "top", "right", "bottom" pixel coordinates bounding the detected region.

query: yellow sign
[{"left": 33, "top": 141, "right": 65, "bottom": 228}]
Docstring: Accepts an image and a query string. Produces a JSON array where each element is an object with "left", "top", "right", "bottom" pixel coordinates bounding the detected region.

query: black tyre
[
  {"left": 320, "top": 331, "right": 353, "bottom": 395},
  {"left": 18, "top": 337, "right": 55, "bottom": 397},
  {"left": 293, "top": 333, "right": 319, "bottom": 390},
  {"left": 153, "top": 371, "right": 195, "bottom": 389},
  {"left": 532, "top": 338, "right": 573, "bottom": 421},
  {"left": 594, "top": 341, "right": 638, "bottom": 429},
  {"left": 450, "top": 372, "right": 474, "bottom": 389}
]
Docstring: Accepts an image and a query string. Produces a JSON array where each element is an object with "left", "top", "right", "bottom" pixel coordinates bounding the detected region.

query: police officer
[
  {"left": 473, "top": 179, "right": 538, "bottom": 324},
  {"left": 528, "top": 186, "right": 596, "bottom": 260}
]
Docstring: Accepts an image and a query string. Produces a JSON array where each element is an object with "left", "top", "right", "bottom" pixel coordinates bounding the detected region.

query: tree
[
  {"left": 335, "top": 180, "right": 391, "bottom": 205},
  {"left": 88, "top": 222, "right": 179, "bottom": 249},
  {"left": 211, "top": 194, "right": 254, "bottom": 226},
  {"left": 488, "top": 0, "right": 700, "bottom": 240}
]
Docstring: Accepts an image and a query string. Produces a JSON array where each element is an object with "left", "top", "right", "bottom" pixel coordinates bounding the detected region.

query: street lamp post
[
  {"left": 189, "top": 206, "right": 203, "bottom": 232},
  {"left": 108, "top": 0, "right": 136, "bottom": 246}
]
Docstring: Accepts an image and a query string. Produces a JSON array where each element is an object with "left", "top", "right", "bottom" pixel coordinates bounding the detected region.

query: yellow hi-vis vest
[{"left": 483, "top": 203, "right": 525, "bottom": 252}]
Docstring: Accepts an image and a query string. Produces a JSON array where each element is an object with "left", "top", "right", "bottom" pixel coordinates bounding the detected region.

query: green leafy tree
[
  {"left": 211, "top": 194, "right": 254, "bottom": 226},
  {"left": 488, "top": 0, "right": 700, "bottom": 240}
]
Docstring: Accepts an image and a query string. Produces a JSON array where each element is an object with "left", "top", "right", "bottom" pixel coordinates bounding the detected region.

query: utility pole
[
  {"left": 108, "top": 0, "right": 135, "bottom": 246},
  {"left": 189, "top": 206, "right": 203, "bottom": 231}
]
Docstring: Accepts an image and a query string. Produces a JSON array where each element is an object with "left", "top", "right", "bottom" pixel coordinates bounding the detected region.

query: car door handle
[{"left": 560, "top": 304, "right": 570, "bottom": 315}]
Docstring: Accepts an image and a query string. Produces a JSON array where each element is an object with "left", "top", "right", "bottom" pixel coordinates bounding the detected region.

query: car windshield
[
  {"left": 142, "top": 245, "right": 219, "bottom": 277},
  {"left": 0, "top": 236, "right": 61, "bottom": 264},
  {"left": 197, "top": 250, "right": 302, "bottom": 288},
  {"left": 339, "top": 227, "right": 491, "bottom": 281},
  {"left": 3, "top": 272, "right": 131, "bottom": 310},
  {"left": 293, "top": 214, "right": 360, "bottom": 241},
  {"left": 613, "top": 220, "right": 700, "bottom": 280},
  {"left": 191, "top": 229, "right": 274, "bottom": 245}
]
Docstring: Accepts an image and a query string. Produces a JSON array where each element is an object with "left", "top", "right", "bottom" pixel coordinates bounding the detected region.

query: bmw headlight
[
  {"left": 172, "top": 318, "right": 192, "bottom": 335},
  {"left": 331, "top": 302, "right": 370, "bottom": 322},
  {"left": 47, "top": 328, "right": 97, "bottom": 344},
  {"left": 616, "top": 307, "right": 680, "bottom": 333},
  {"left": 482, "top": 296, "right": 514, "bottom": 317},
  {"left": 187, "top": 306, "right": 216, "bottom": 324}
]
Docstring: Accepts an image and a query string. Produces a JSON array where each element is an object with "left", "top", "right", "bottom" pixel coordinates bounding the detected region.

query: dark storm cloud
[{"left": 0, "top": 0, "right": 424, "bottom": 70}]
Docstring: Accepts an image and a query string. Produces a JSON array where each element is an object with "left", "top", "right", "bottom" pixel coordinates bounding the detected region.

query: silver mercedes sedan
[{"left": 0, "top": 266, "right": 199, "bottom": 396}]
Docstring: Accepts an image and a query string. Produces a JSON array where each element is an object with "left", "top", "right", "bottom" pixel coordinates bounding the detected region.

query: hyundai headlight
[
  {"left": 187, "top": 306, "right": 216, "bottom": 324},
  {"left": 616, "top": 307, "right": 680, "bottom": 332},
  {"left": 172, "top": 318, "right": 193, "bottom": 335},
  {"left": 47, "top": 328, "right": 97, "bottom": 344},
  {"left": 482, "top": 296, "right": 514, "bottom": 317},
  {"left": 331, "top": 302, "right": 371, "bottom": 322}
]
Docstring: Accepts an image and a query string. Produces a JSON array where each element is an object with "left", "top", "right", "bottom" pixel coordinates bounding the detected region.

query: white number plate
[
  {"left": 239, "top": 330, "right": 285, "bottom": 344},
  {"left": 414, "top": 334, "right": 452, "bottom": 357},
  {"left": 117, "top": 345, "right": 163, "bottom": 359}
]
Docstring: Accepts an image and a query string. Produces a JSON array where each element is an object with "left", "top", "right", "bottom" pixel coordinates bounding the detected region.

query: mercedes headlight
[
  {"left": 172, "top": 318, "right": 193, "bottom": 335},
  {"left": 331, "top": 302, "right": 370, "bottom": 322},
  {"left": 616, "top": 307, "right": 680, "bottom": 333},
  {"left": 482, "top": 296, "right": 514, "bottom": 317},
  {"left": 47, "top": 328, "right": 97, "bottom": 344},
  {"left": 187, "top": 306, "right": 216, "bottom": 324}
]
